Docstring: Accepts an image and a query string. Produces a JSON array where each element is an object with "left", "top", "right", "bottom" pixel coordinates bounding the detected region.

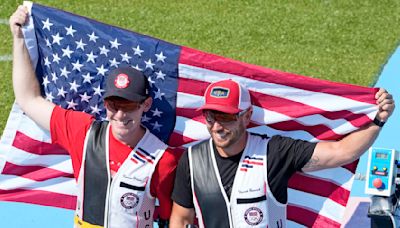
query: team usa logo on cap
[
  {"left": 210, "top": 87, "right": 230, "bottom": 98},
  {"left": 114, "top": 73, "right": 130, "bottom": 89}
]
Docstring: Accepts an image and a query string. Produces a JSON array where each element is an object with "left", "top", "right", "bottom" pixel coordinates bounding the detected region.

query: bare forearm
[
  {"left": 336, "top": 123, "right": 381, "bottom": 163},
  {"left": 11, "top": 32, "right": 54, "bottom": 130},
  {"left": 305, "top": 86, "right": 395, "bottom": 172},
  {"left": 12, "top": 38, "right": 42, "bottom": 107},
  {"left": 169, "top": 203, "right": 195, "bottom": 228},
  {"left": 306, "top": 123, "right": 381, "bottom": 171}
]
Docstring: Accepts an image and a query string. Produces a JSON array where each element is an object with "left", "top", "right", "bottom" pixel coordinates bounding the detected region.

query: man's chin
[
  {"left": 212, "top": 138, "right": 230, "bottom": 148},
  {"left": 112, "top": 124, "right": 131, "bottom": 134},
  {"left": 113, "top": 129, "right": 131, "bottom": 142},
  {"left": 112, "top": 120, "right": 132, "bottom": 128}
]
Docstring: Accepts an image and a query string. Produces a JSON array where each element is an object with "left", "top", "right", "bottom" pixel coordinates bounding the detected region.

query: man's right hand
[{"left": 9, "top": 5, "right": 29, "bottom": 39}]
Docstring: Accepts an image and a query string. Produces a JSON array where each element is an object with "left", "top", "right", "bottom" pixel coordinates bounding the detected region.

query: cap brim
[
  {"left": 197, "top": 104, "right": 240, "bottom": 114},
  {"left": 104, "top": 92, "right": 146, "bottom": 102}
]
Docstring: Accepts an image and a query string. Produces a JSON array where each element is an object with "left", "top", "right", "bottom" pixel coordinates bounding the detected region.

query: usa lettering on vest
[
  {"left": 189, "top": 133, "right": 286, "bottom": 228},
  {"left": 74, "top": 121, "right": 167, "bottom": 228}
]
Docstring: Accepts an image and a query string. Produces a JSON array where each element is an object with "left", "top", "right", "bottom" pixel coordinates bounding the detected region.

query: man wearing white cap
[{"left": 170, "top": 79, "right": 395, "bottom": 227}]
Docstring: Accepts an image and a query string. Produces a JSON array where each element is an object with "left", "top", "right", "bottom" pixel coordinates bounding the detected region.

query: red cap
[{"left": 197, "top": 79, "right": 251, "bottom": 114}]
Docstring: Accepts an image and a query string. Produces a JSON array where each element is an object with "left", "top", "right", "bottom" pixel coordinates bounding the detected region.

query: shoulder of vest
[
  {"left": 89, "top": 120, "right": 108, "bottom": 132},
  {"left": 190, "top": 139, "right": 210, "bottom": 153},
  {"left": 86, "top": 121, "right": 109, "bottom": 147},
  {"left": 191, "top": 138, "right": 209, "bottom": 148},
  {"left": 249, "top": 132, "right": 269, "bottom": 140}
]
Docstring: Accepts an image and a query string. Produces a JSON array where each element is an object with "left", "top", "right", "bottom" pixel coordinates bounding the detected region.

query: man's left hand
[{"left": 375, "top": 88, "right": 395, "bottom": 122}]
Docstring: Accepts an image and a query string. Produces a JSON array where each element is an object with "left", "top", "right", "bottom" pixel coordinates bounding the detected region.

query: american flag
[{"left": 0, "top": 3, "right": 378, "bottom": 227}]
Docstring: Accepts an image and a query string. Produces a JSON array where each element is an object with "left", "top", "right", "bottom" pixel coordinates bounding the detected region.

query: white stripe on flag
[
  {"left": 288, "top": 188, "right": 345, "bottom": 223},
  {"left": 177, "top": 91, "right": 359, "bottom": 137},
  {"left": 0, "top": 174, "right": 76, "bottom": 196},
  {"left": 305, "top": 167, "right": 354, "bottom": 190},
  {"left": 179, "top": 64, "right": 377, "bottom": 115},
  {"left": 247, "top": 125, "right": 317, "bottom": 142},
  {"left": 175, "top": 114, "right": 318, "bottom": 143},
  {"left": 293, "top": 114, "right": 359, "bottom": 135},
  {"left": 0, "top": 104, "right": 25, "bottom": 146},
  {"left": 0, "top": 104, "right": 52, "bottom": 144},
  {"left": 175, "top": 116, "right": 209, "bottom": 140},
  {"left": 4, "top": 147, "right": 72, "bottom": 173},
  {"left": 176, "top": 92, "right": 204, "bottom": 109},
  {"left": 18, "top": 113, "right": 52, "bottom": 143}
]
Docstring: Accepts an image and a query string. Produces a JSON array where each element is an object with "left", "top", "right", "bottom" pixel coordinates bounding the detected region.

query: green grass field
[{"left": 0, "top": 1, "right": 399, "bottom": 135}]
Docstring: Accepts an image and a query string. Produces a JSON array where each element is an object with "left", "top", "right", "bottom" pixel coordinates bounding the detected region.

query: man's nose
[
  {"left": 210, "top": 120, "right": 224, "bottom": 131},
  {"left": 113, "top": 109, "right": 127, "bottom": 118}
]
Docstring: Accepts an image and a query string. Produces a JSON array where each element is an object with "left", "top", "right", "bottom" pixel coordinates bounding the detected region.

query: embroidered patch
[
  {"left": 131, "top": 147, "right": 155, "bottom": 164},
  {"left": 210, "top": 87, "right": 229, "bottom": 98},
  {"left": 244, "top": 207, "right": 263, "bottom": 225},
  {"left": 240, "top": 155, "right": 264, "bottom": 172},
  {"left": 120, "top": 192, "right": 139, "bottom": 209},
  {"left": 114, "top": 73, "right": 130, "bottom": 88}
]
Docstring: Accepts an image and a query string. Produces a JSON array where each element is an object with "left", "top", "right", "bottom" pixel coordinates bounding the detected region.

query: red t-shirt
[{"left": 50, "top": 106, "right": 183, "bottom": 220}]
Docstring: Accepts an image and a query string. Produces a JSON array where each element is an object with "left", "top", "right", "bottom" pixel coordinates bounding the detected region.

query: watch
[{"left": 373, "top": 117, "right": 385, "bottom": 127}]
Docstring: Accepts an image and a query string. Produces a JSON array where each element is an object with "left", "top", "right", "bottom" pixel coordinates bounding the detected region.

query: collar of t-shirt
[
  {"left": 109, "top": 127, "right": 133, "bottom": 176},
  {"left": 212, "top": 142, "right": 244, "bottom": 161},
  {"left": 212, "top": 142, "right": 244, "bottom": 198}
]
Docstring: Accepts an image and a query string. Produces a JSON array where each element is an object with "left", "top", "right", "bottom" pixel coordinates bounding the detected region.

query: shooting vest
[
  {"left": 189, "top": 133, "right": 286, "bottom": 228},
  {"left": 74, "top": 121, "right": 167, "bottom": 228}
]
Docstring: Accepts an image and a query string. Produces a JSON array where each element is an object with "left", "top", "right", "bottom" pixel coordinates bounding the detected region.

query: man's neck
[
  {"left": 113, "top": 126, "right": 146, "bottom": 148},
  {"left": 216, "top": 132, "right": 248, "bottom": 157}
]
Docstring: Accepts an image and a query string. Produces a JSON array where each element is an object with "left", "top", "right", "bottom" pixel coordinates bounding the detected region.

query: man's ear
[
  {"left": 244, "top": 107, "right": 253, "bottom": 125},
  {"left": 142, "top": 97, "right": 153, "bottom": 112}
]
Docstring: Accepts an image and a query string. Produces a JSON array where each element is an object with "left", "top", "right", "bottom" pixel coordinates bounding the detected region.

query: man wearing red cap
[
  {"left": 170, "top": 79, "right": 395, "bottom": 227},
  {"left": 10, "top": 6, "right": 181, "bottom": 228}
]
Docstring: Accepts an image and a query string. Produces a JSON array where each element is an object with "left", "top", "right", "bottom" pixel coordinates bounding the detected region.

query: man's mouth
[
  {"left": 122, "top": 120, "right": 132, "bottom": 126},
  {"left": 113, "top": 119, "right": 132, "bottom": 126},
  {"left": 214, "top": 131, "right": 228, "bottom": 140}
]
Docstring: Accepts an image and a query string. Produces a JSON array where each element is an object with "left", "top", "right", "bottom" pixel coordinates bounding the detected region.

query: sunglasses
[
  {"left": 104, "top": 99, "right": 142, "bottom": 112},
  {"left": 203, "top": 109, "right": 248, "bottom": 124}
]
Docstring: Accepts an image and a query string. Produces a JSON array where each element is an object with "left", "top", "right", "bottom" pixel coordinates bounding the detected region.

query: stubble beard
[{"left": 211, "top": 121, "right": 246, "bottom": 150}]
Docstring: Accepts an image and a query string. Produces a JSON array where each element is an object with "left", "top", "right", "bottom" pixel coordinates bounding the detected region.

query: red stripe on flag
[
  {"left": 168, "top": 131, "right": 198, "bottom": 147},
  {"left": 289, "top": 173, "right": 350, "bottom": 206},
  {"left": 12, "top": 131, "right": 68, "bottom": 155},
  {"left": 175, "top": 108, "right": 203, "bottom": 122},
  {"left": 176, "top": 105, "right": 372, "bottom": 143},
  {"left": 251, "top": 92, "right": 373, "bottom": 128},
  {"left": 0, "top": 189, "right": 76, "bottom": 210},
  {"left": 343, "top": 160, "right": 359, "bottom": 173},
  {"left": 1, "top": 162, "right": 74, "bottom": 182},
  {"left": 178, "top": 77, "right": 373, "bottom": 129},
  {"left": 269, "top": 121, "right": 342, "bottom": 141},
  {"left": 287, "top": 204, "right": 341, "bottom": 228},
  {"left": 180, "top": 46, "right": 377, "bottom": 104},
  {"left": 177, "top": 77, "right": 208, "bottom": 96},
  {"left": 176, "top": 107, "right": 345, "bottom": 141}
]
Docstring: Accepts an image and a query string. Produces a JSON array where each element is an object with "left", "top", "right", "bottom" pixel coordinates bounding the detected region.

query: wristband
[{"left": 373, "top": 117, "right": 385, "bottom": 127}]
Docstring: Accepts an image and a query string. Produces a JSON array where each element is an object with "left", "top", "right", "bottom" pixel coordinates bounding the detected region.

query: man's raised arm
[
  {"left": 303, "top": 88, "right": 395, "bottom": 172},
  {"left": 10, "top": 5, "right": 55, "bottom": 130}
]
